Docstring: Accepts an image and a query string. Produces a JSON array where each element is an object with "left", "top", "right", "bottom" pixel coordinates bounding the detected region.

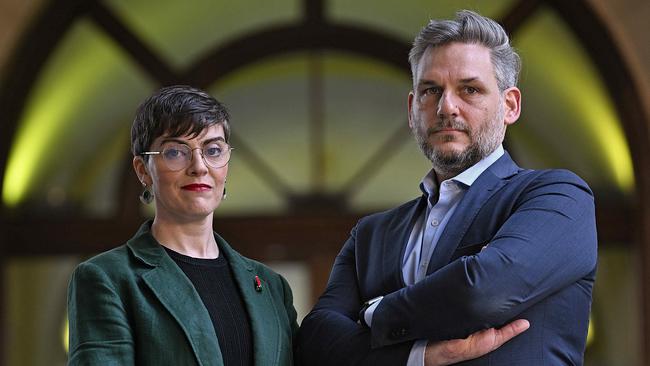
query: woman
[{"left": 67, "top": 85, "right": 297, "bottom": 365}]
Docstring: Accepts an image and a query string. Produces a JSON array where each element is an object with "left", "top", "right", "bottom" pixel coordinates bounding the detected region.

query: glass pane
[
  {"left": 351, "top": 142, "right": 430, "bottom": 211},
  {"left": 105, "top": 0, "right": 301, "bottom": 69},
  {"left": 511, "top": 8, "right": 634, "bottom": 195},
  {"left": 2, "top": 19, "right": 154, "bottom": 216},
  {"left": 210, "top": 51, "right": 419, "bottom": 213},
  {"left": 322, "top": 52, "right": 412, "bottom": 192},
  {"left": 330, "top": 0, "right": 516, "bottom": 41},
  {"left": 216, "top": 151, "right": 288, "bottom": 215},
  {"left": 210, "top": 54, "right": 311, "bottom": 214}
]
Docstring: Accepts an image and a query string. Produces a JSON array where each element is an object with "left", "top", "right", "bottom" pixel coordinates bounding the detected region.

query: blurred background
[{"left": 1, "top": 0, "right": 649, "bottom": 365}]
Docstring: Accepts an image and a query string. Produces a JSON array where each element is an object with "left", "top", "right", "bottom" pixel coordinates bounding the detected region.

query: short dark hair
[
  {"left": 131, "top": 85, "right": 231, "bottom": 156},
  {"left": 409, "top": 10, "right": 521, "bottom": 91}
]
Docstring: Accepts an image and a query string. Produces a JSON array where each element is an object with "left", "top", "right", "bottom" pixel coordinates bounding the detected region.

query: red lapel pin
[{"left": 254, "top": 275, "right": 263, "bottom": 292}]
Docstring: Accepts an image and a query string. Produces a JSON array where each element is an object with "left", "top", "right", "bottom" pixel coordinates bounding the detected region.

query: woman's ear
[{"left": 133, "top": 156, "right": 151, "bottom": 185}]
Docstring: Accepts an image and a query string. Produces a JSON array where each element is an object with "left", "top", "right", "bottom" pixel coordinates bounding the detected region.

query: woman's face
[{"left": 134, "top": 124, "right": 229, "bottom": 223}]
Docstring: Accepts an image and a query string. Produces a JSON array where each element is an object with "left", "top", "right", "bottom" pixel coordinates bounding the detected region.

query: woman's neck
[{"left": 151, "top": 216, "right": 219, "bottom": 259}]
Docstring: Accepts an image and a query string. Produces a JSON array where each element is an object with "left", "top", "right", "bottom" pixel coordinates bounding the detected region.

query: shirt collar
[
  {"left": 419, "top": 145, "right": 504, "bottom": 196},
  {"left": 454, "top": 145, "right": 504, "bottom": 187}
]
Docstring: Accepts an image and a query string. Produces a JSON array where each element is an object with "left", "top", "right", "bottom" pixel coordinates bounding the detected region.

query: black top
[{"left": 165, "top": 247, "right": 253, "bottom": 366}]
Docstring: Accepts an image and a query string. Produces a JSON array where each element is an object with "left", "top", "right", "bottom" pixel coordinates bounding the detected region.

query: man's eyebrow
[
  {"left": 459, "top": 77, "right": 481, "bottom": 84},
  {"left": 417, "top": 77, "right": 483, "bottom": 86},
  {"left": 417, "top": 79, "right": 439, "bottom": 87}
]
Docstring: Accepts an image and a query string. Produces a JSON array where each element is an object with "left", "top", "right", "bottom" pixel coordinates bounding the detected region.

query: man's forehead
[{"left": 415, "top": 43, "right": 496, "bottom": 83}]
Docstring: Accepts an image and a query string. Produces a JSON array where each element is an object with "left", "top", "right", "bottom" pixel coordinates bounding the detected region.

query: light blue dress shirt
[{"left": 364, "top": 145, "right": 505, "bottom": 365}]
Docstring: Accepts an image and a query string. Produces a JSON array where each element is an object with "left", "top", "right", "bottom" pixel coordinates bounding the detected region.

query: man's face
[{"left": 408, "top": 42, "right": 520, "bottom": 180}]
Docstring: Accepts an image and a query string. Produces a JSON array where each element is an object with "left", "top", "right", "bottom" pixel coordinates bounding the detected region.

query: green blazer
[{"left": 67, "top": 221, "right": 298, "bottom": 366}]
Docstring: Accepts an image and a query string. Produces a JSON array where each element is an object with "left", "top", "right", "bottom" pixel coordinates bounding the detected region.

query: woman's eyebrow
[
  {"left": 160, "top": 138, "right": 189, "bottom": 145},
  {"left": 202, "top": 136, "right": 226, "bottom": 144},
  {"left": 160, "top": 136, "right": 226, "bottom": 146}
]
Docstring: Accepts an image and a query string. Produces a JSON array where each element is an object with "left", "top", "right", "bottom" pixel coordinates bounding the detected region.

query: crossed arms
[{"left": 298, "top": 170, "right": 597, "bottom": 365}]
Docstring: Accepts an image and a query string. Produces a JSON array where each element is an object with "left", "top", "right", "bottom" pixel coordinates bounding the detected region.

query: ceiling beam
[{"left": 0, "top": 200, "right": 635, "bottom": 258}]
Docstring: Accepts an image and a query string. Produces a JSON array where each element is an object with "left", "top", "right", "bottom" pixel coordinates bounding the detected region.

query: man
[{"left": 298, "top": 10, "right": 597, "bottom": 366}]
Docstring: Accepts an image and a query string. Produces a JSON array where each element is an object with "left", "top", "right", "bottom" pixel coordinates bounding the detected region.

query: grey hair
[{"left": 408, "top": 10, "right": 521, "bottom": 91}]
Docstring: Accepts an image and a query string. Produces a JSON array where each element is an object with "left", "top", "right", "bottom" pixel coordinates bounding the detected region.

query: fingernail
[{"left": 518, "top": 319, "right": 530, "bottom": 330}]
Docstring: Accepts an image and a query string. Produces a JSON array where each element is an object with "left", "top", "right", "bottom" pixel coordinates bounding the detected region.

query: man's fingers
[
  {"left": 493, "top": 319, "right": 530, "bottom": 346},
  {"left": 424, "top": 320, "right": 530, "bottom": 365}
]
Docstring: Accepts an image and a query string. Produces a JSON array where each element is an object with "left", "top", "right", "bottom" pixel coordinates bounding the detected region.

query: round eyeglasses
[{"left": 141, "top": 141, "right": 233, "bottom": 171}]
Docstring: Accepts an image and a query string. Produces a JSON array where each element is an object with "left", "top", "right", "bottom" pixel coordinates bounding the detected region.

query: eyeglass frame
[{"left": 140, "top": 141, "right": 234, "bottom": 171}]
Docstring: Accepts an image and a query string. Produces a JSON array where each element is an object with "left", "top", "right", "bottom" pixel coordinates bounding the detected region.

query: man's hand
[{"left": 424, "top": 319, "right": 530, "bottom": 366}]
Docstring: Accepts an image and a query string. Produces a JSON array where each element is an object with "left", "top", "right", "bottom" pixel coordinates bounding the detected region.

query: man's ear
[
  {"left": 503, "top": 87, "right": 521, "bottom": 126},
  {"left": 407, "top": 91, "right": 415, "bottom": 130},
  {"left": 133, "top": 156, "right": 151, "bottom": 185}
]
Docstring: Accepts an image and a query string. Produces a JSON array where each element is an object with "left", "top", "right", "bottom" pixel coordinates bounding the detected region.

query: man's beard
[{"left": 412, "top": 104, "right": 506, "bottom": 179}]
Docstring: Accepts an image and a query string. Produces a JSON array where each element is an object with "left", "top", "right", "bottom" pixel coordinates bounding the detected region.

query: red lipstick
[{"left": 181, "top": 184, "right": 212, "bottom": 192}]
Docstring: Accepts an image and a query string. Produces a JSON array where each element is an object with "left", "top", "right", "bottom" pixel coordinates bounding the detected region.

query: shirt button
[{"left": 431, "top": 219, "right": 439, "bottom": 226}]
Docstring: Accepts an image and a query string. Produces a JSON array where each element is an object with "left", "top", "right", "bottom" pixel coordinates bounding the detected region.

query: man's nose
[{"left": 437, "top": 91, "right": 459, "bottom": 118}]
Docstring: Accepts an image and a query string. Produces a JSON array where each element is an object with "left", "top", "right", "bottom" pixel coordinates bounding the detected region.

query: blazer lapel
[
  {"left": 127, "top": 224, "right": 223, "bottom": 366},
  {"left": 383, "top": 197, "right": 426, "bottom": 288},
  {"left": 217, "top": 235, "right": 281, "bottom": 366},
  {"left": 426, "top": 152, "right": 521, "bottom": 273}
]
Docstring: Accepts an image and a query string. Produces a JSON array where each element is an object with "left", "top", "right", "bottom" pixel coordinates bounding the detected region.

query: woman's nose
[{"left": 187, "top": 148, "right": 208, "bottom": 175}]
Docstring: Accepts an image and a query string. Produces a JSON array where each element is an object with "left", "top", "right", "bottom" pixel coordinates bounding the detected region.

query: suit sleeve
[
  {"left": 67, "top": 262, "right": 135, "bottom": 366},
  {"left": 369, "top": 171, "right": 598, "bottom": 347},
  {"left": 297, "top": 225, "right": 413, "bottom": 366}
]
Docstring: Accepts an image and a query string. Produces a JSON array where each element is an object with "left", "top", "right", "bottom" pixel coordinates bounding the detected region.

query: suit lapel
[
  {"left": 217, "top": 235, "right": 280, "bottom": 366},
  {"left": 383, "top": 197, "right": 426, "bottom": 288},
  {"left": 127, "top": 224, "right": 223, "bottom": 366},
  {"left": 426, "top": 153, "right": 520, "bottom": 273}
]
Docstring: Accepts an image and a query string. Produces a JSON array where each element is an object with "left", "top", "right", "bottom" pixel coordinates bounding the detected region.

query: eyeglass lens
[{"left": 161, "top": 142, "right": 231, "bottom": 170}]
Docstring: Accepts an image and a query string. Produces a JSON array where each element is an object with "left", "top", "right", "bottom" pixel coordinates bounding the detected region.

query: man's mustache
[{"left": 427, "top": 119, "right": 470, "bottom": 135}]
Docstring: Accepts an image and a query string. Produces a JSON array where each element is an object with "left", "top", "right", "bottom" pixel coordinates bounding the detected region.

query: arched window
[{"left": 1, "top": 1, "right": 647, "bottom": 364}]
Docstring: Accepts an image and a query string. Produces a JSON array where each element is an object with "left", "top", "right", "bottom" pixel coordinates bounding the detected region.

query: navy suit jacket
[{"left": 298, "top": 152, "right": 597, "bottom": 366}]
